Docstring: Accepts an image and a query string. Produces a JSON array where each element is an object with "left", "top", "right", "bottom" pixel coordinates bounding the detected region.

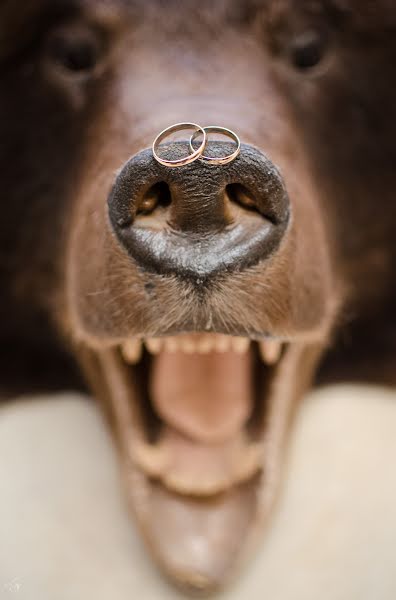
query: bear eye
[
  {"left": 289, "top": 31, "right": 328, "bottom": 71},
  {"left": 44, "top": 24, "right": 102, "bottom": 75}
]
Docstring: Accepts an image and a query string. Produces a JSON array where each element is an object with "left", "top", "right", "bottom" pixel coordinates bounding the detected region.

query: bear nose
[{"left": 108, "top": 142, "right": 290, "bottom": 280}]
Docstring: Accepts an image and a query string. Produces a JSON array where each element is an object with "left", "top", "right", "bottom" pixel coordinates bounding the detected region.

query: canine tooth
[
  {"left": 131, "top": 441, "right": 169, "bottom": 476},
  {"left": 121, "top": 339, "right": 142, "bottom": 364},
  {"left": 231, "top": 337, "right": 250, "bottom": 354},
  {"left": 145, "top": 338, "right": 162, "bottom": 354},
  {"left": 259, "top": 339, "right": 282, "bottom": 365}
]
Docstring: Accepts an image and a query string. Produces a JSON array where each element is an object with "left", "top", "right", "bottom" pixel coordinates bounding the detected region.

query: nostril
[
  {"left": 226, "top": 183, "right": 259, "bottom": 213},
  {"left": 136, "top": 182, "right": 172, "bottom": 216},
  {"left": 226, "top": 183, "right": 279, "bottom": 226}
]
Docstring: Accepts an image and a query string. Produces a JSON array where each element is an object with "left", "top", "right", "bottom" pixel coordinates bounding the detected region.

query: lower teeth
[{"left": 131, "top": 429, "right": 263, "bottom": 495}]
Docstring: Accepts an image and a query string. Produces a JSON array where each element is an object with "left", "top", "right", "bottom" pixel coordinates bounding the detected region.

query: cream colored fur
[{"left": 1, "top": 385, "right": 395, "bottom": 599}]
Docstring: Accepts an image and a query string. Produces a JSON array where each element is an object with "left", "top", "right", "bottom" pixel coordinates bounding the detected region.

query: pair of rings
[{"left": 152, "top": 122, "right": 240, "bottom": 168}]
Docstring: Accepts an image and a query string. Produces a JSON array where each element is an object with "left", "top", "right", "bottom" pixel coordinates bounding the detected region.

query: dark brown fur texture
[{"left": 1, "top": 0, "right": 396, "bottom": 592}]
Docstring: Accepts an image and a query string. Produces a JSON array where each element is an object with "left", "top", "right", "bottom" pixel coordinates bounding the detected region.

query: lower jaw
[{"left": 77, "top": 334, "right": 323, "bottom": 593}]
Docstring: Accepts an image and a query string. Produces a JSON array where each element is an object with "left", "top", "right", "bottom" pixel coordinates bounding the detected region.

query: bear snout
[{"left": 107, "top": 142, "right": 291, "bottom": 281}]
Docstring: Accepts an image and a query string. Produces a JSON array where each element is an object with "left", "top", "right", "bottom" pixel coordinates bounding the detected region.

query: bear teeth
[
  {"left": 258, "top": 339, "right": 282, "bottom": 365},
  {"left": 143, "top": 334, "right": 250, "bottom": 355},
  {"left": 145, "top": 338, "right": 162, "bottom": 355},
  {"left": 120, "top": 335, "right": 282, "bottom": 365},
  {"left": 121, "top": 339, "right": 143, "bottom": 364}
]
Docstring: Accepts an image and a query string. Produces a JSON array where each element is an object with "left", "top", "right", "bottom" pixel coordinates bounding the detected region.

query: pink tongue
[{"left": 150, "top": 349, "right": 253, "bottom": 443}]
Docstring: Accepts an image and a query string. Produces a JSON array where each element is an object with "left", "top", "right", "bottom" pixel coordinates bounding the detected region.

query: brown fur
[{"left": 1, "top": 0, "right": 396, "bottom": 589}]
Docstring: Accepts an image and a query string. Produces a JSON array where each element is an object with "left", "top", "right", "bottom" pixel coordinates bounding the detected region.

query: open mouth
[{"left": 114, "top": 333, "right": 285, "bottom": 496}]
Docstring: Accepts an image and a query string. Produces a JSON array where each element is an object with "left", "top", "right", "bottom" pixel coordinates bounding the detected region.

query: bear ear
[
  {"left": 330, "top": 0, "right": 396, "bottom": 31},
  {"left": 0, "top": 0, "right": 42, "bottom": 62}
]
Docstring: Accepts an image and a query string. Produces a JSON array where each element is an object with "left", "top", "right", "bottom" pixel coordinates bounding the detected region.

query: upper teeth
[
  {"left": 120, "top": 335, "right": 282, "bottom": 365},
  {"left": 258, "top": 339, "right": 282, "bottom": 365},
  {"left": 145, "top": 338, "right": 162, "bottom": 355},
  {"left": 121, "top": 338, "right": 143, "bottom": 364},
  {"left": 231, "top": 337, "right": 250, "bottom": 354}
]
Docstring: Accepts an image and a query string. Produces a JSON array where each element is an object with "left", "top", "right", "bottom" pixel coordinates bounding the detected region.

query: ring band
[
  {"left": 152, "top": 122, "right": 207, "bottom": 168},
  {"left": 189, "top": 126, "right": 241, "bottom": 165}
]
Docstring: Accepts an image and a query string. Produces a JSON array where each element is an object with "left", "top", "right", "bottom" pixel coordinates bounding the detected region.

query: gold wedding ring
[
  {"left": 152, "top": 123, "right": 241, "bottom": 167},
  {"left": 152, "top": 122, "right": 207, "bottom": 168},
  {"left": 190, "top": 126, "right": 241, "bottom": 165}
]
